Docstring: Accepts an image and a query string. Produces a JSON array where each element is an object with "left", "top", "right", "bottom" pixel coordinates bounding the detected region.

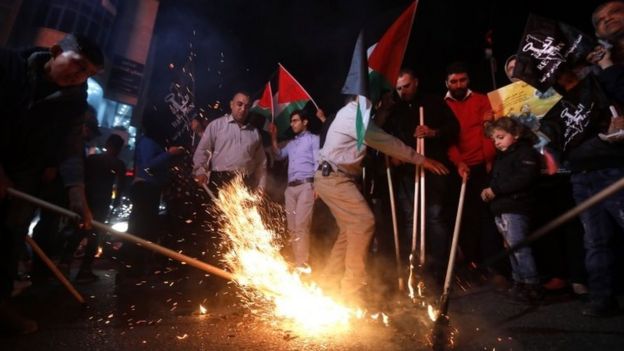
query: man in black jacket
[
  {"left": 380, "top": 68, "right": 460, "bottom": 285},
  {"left": 0, "top": 33, "right": 103, "bottom": 334}
]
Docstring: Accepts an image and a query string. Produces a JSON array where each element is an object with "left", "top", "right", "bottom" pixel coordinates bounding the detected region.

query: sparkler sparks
[{"left": 215, "top": 177, "right": 360, "bottom": 335}]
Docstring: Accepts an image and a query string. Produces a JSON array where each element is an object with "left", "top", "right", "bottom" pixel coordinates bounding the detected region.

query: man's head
[
  {"left": 46, "top": 33, "right": 104, "bottom": 87},
  {"left": 592, "top": 1, "right": 624, "bottom": 42},
  {"left": 504, "top": 55, "right": 519, "bottom": 82},
  {"left": 289, "top": 110, "right": 309, "bottom": 135},
  {"left": 395, "top": 68, "right": 419, "bottom": 102},
  {"left": 105, "top": 134, "right": 125, "bottom": 157},
  {"left": 445, "top": 61, "right": 470, "bottom": 100},
  {"left": 229, "top": 91, "right": 251, "bottom": 124}
]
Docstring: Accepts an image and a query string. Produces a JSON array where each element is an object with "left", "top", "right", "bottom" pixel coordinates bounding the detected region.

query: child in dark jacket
[{"left": 481, "top": 117, "right": 542, "bottom": 303}]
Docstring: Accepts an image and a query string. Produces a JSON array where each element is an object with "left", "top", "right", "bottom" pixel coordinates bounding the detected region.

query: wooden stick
[
  {"left": 25, "top": 236, "right": 85, "bottom": 304},
  {"left": 442, "top": 174, "right": 467, "bottom": 296},
  {"left": 385, "top": 156, "right": 404, "bottom": 291},
  {"left": 418, "top": 107, "right": 426, "bottom": 267},
  {"left": 7, "top": 188, "right": 234, "bottom": 282}
]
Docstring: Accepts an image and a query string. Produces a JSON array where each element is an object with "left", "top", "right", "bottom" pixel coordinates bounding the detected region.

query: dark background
[{"left": 147, "top": 0, "right": 605, "bottom": 118}]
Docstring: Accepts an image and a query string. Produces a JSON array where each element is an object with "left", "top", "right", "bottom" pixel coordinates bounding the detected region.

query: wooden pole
[
  {"left": 7, "top": 188, "right": 234, "bottom": 282},
  {"left": 25, "top": 236, "right": 85, "bottom": 304}
]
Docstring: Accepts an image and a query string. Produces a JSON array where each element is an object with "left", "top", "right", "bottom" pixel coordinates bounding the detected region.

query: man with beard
[
  {"left": 382, "top": 68, "right": 459, "bottom": 286},
  {"left": 443, "top": 62, "right": 508, "bottom": 288}
]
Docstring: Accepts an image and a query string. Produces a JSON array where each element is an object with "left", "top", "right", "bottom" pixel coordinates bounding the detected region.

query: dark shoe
[
  {"left": 508, "top": 282, "right": 543, "bottom": 305},
  {"left": 581, "top": 299, "right": 620, "bottom": 317},
  {"left": 0, "top": 301, "right": 38, "bottom": 335},
  {"left": 75, "top": 270, "right": 99, "bottom": 284}
]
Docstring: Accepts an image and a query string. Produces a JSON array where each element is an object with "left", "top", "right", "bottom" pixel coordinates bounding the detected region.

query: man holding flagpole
[{"left": 269, "top": 110, "right": 319, "bottom": 273}]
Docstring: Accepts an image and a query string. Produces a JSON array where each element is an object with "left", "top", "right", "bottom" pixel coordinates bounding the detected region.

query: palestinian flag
[
  {"left": 251, "top": 81, "right": 274, "bottom": 121},
  {"left": 514, "top": 14, "right": 596, "bottom": 92},
  {"left": 367, "top": 0, "right": 418, "bottom": 104},
  {"left": 342, "top": 30, "right": 372, "bottom": 149},
  {"left": 342, "top": 0, "right": 418, "bottom": 147},
  {"left": 275, "top": 64, "right": 315, "bottom": 137}
]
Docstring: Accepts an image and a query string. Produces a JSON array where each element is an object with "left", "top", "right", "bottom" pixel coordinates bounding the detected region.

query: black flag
[
  {"left": 541, "top": 74, "right": 611, "bottom": 153},
  {"left": 514, "top": 14, "right": 596, "bottom": 92}
]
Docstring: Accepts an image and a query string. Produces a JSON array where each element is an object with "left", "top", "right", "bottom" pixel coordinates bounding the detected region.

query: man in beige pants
[{"left": 315, "top": 98, "right": 448, "bottom": 306}]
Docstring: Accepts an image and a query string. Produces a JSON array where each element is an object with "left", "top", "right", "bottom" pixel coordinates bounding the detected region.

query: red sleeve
[{"left": 448, "top": 145, "right": 462, "bottom": 165}]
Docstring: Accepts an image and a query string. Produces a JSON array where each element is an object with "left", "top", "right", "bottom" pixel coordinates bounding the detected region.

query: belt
[{"left": 287, "top": 177, "right": 315, "bottom": 187}]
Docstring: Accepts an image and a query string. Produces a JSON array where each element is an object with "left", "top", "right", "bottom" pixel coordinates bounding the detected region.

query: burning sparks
[
  {"left": 428, "top": 305, "right": 439, "bottom": 321},
  {"left": 199, "top": 304, "right": 207, "bottom": 315},
  {"left": 215, "top": 178, "right": 360, "bottom": 335}
]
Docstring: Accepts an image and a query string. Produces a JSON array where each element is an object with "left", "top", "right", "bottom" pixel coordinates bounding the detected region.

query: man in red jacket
[{"left": 443, "top": 61, "right": 508, "bottom": 287}]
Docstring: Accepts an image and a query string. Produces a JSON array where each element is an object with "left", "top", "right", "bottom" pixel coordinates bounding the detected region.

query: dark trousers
[
  {"left": 571, "top": 167, "right": 624, "bottom": 304},
  {"left": 395, "top": 171, "right": 455, "bottom": 281},
  {"left": 456, "top": 164, "right": 508, "bottom": 275},
  {"left": 121, "top": 181, "right": 162, "bottom": 277}
]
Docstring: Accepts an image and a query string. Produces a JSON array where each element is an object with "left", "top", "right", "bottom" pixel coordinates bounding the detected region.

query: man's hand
[
  {"left": 457, "top": 162, "right": 470, "bottom": 179},
  {"left": 195, "top": 174, "right": 208, "bottom": 185},
  {"left": 422, "top": 158, "right": 449, "bottom": 175},
  {"left": 481, "top": 187, "right": 495, "bottom": 202},
  {"left": 167, "top": 146, "right": 185, "bottom": 156},
  {"left": 587, "top": 45, "right": 613, "bottom": 70},
  {"left": 315, "top": 109, "right": 327, "bottom": 123},
  {"left": 610, "top": 116, "right": 624, "bottom": 132},
  {"left": 67, "top": 186, "right": 93, "bottom": 230},
  {"left": 414, "top": 125, "right": 437, "bottom": 138}
]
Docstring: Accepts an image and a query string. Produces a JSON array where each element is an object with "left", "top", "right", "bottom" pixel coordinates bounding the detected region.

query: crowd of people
[{"left": 1, "top": 0, "right": 623, "bottom": 338}]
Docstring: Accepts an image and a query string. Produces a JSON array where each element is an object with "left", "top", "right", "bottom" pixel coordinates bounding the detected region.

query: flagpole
[{"left": 278, "top": 63, "right": 320, "bottom": 110}]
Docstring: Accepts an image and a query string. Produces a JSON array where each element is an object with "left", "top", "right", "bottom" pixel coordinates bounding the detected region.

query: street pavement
[{"left": 1, "top": 258, "right": 623, "bottom": 351}]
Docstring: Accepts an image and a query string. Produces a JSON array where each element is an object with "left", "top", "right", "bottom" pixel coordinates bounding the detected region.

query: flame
[
  {"left": 199, "top": 304, "right": 207, "bottom": 315},
  {"left": 95, "top": 246, "right": 103, "bottom": 258},
  {"left": 215, "top": 178, "right": 359, "bottom": 335},
  {"left": 428, "top": 304, "right": 439, "bottom": 321}
]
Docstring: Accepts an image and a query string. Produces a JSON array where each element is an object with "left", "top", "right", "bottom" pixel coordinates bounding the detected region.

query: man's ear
[{"left": 50, "top": 44, "right": 63, "bottom": 58}]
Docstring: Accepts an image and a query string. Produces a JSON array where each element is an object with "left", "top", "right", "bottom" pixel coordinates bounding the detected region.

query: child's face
[{"left": 491, "top": 128, "right": 517, "bottom": 151}]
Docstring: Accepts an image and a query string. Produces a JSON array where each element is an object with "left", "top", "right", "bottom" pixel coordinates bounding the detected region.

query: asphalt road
[{"left": 1, "top": 258, "right": 623, "bottom": 351}]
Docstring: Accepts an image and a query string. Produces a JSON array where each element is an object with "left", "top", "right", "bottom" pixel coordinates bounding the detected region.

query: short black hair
[
  {"left": 290, "top": 109, "right": 309, "bottom": 123},
  {"left": 58, "top": 33, "right": 104, "bottom": 67},
  {"left": 446, "top": 61, "right": 469, "bottom": 77},
  {"left": 106, "top": 134, "right": 125, "bottom": 152},
  {"left": 399, "top": 67, "right": 418, "bottom": 79}
]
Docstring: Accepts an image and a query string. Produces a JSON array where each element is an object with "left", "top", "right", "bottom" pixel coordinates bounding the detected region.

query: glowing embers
[{"left": 215, "top": 177, "right": 359, "bottom": 335}]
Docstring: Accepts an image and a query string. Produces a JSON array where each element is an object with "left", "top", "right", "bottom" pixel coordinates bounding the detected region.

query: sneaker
[
  {"left": 0, "top": 301, "right": 38, "bottom": 335},
  {"left": 75, "top": 270, "right": 99, "bottom": 284},
  {"left": 581, "top": 298, "right": 620, "bottom": 317},
  {"left": 572, "top": 283, "right": 589, "bottom": 295}
]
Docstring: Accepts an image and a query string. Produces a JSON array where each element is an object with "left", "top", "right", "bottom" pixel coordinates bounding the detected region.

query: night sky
[{"left": 147, "top": 0, "right": 605, "bottom": 119}]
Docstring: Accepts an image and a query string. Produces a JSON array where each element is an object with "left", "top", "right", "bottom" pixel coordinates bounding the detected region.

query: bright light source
[{"left": 111, "top": 222, "right": 128, "bottom": 232}]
